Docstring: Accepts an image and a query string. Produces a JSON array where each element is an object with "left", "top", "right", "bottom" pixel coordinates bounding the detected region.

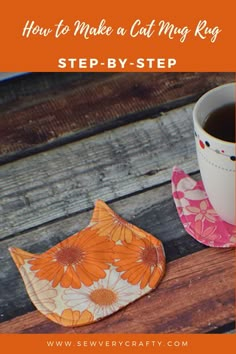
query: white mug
[{"left": 193, "top": 83, "right": 236, "bottom": 225}]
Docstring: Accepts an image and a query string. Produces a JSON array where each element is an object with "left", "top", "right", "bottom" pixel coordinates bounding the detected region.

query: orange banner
[
  {"left": 1, "top": 334, "right": 236, "bottom": 354},
  {"left": 0, "top": 0, "right": 235, "bottom": 71}
]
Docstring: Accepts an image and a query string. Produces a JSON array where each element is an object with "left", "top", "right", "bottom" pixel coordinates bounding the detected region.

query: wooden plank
[
  {"left": 0, "top": 73, "right": 233, "bottom": 163},
  {"left": 0, "top": 103, "right": 199, "bottom": 239},
  {"left": 0, "top": 174, "right": 205, "bottom": 322},
  {"left": 0, "top": 248, "right": 233, "bottom": 334},
  {"left": 0, "top": 72, "right": 114, "bottom": 110}
]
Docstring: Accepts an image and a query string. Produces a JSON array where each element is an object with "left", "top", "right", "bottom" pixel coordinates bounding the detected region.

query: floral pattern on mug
[
  {"left": 172, "top": 166, "right": 236, "bottom": 248},
  {"left": 9, "top": 200, "right": 165, "bottom": 327}
]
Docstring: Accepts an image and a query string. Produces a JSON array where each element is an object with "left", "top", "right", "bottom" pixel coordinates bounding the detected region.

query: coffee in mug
[
  {"left": 193, "top": 83, "right": 236, "bottom": 225},
  {"left": 203, "top": 103, "right": 235, "bottom": 143}
]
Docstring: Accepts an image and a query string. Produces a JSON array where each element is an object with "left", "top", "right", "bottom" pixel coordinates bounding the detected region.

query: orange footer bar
[{"left": 1, "top": 334, "right": 236, "bottom": 354}]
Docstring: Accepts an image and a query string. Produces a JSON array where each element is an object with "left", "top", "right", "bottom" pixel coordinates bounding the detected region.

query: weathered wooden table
[{"left": 0, "top": 72, "right": 234, "bottom": 334}]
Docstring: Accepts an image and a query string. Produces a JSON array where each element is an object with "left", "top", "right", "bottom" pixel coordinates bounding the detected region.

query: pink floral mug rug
[{"left": 172, "top": 166, "right": 236, "bottom": 248}]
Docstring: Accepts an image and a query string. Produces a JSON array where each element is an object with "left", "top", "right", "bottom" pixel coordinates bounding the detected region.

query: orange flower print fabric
[
  {"left": 9, "top": 200, "right": 165, "bottom": 327},
  {"left": 47, "top": 309, "right": 94, "bottom": 327},
  {"left": 90, "top": 200, "right": 147, "bottom": 242},
  {"left": 28, "top": 229, "right": 114, "bottom": 288},
  {"left": 114, "top": 236, "right": 165, "bottom": 289}
]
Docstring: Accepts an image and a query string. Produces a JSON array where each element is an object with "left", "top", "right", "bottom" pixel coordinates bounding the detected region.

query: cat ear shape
[
  {"left": 9, "top": 200, "right": 166, "bottom": 327},
  {"left": 8, "top": 247, "right": 36, "bottom": 268},
  {"left": 90, "top": 199, "right": 159, "bottom": 243}
]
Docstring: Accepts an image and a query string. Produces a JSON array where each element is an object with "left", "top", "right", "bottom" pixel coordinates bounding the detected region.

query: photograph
[{"left": 0, "top": 72, "right": 234, "bottom": 334}]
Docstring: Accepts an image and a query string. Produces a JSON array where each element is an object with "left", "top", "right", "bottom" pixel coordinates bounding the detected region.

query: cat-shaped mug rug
[{"left": 9, "top": 200, "right": 165, "bottom": 327}]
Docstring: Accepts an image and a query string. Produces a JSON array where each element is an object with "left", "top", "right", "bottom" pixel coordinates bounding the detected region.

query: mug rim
[{"left": 193, "top": 82, "right": 236, "bottom": 147}]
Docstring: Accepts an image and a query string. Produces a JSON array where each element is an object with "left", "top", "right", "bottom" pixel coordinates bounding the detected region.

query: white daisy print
[
  {"left": 62, "top": 268, "right": 142, "bottom": 319},
  {"left": 20, "top": 268, "right": 57, "bottom": 314}
]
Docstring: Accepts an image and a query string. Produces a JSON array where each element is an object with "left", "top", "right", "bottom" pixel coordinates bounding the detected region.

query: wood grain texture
[
  {"left": 0, "top": 248, "right": 233, "bottom": 334},
  {"left": 0, "top": 103, "right": 198, "bottom": 239},
  {"left": 0, "top": 73, "right": 114, "bottom": 110},
  {"left": 0, "top": 173, "right": 205, "bottom": 322},
  {"left": 0, "top": 72, "right": 233, "bottom": 163}
]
